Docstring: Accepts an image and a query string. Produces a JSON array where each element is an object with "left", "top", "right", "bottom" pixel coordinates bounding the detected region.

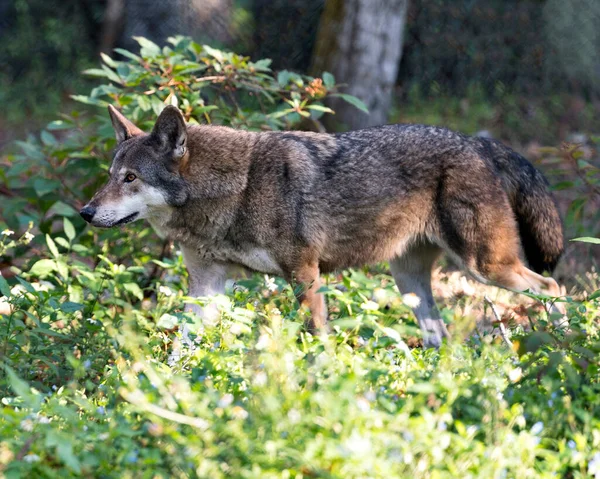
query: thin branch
[{"left": 484, "top": 295, "right": 513, "bottom": 349}]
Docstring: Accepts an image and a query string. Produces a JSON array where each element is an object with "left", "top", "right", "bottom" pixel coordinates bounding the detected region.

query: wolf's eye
[{"left": 124, "top": 173, "right": 137, "bottom": 183}]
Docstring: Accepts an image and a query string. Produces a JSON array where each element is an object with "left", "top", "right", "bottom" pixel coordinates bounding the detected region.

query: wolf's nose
[{"left": 79, "top": 206, "right": 96, "bottom": 223}]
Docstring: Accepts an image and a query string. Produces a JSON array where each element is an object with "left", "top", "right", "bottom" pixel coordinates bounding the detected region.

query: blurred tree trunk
[
  {"left": 102, "top": 0, "right": 234, "bottom": 53},
  {"left": 312, "top": 0, "right": 408, "bottom": 130}
]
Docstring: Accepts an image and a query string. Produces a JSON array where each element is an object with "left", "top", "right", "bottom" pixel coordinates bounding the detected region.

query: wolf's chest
[
  {"left": 148, "top": 209, "right": 283, "bottom": 275},
  {"left": 195, "top": 243, "right": 283, "bottom": 276}
]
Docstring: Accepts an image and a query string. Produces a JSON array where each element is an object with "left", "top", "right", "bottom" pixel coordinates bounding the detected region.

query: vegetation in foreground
[{"left": 1, "top": 37, "right": 600, "bottom": 478}]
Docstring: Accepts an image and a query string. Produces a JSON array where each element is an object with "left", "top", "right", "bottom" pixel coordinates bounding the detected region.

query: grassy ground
[{"left": 0, "top": 225, "right": 599, "bottom": 478}]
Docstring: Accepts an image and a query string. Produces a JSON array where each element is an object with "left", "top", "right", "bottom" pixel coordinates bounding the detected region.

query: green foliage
[
  {"left": 1, "top": 225, "right": 600, "bottom": 477},
  {"left": 1, "top": 37, "right": 600, "bottom": 479}
]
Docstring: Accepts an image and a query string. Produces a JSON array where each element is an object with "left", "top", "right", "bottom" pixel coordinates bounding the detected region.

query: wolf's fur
[{"left": 82, "top": 105, "right": 564, "bottom": 347}]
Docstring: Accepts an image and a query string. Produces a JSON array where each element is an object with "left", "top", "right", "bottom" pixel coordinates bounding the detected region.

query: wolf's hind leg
[
  {"left": 390, "top": 243, "right": 450, "bottom": 348},
  {"left": 471, "top": 259, "right": 566, "bottom": 321},
  {"left": 292, "top": 261, "right": 328, "bottom": 333}
]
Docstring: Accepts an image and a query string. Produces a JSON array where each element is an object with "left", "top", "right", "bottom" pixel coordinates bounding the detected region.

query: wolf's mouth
[{"left": 113, "top": 212, "right": 139, "bottom": 226}]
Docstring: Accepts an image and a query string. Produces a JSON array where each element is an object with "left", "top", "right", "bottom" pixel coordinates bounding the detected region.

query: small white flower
[
  {"left": 530, "top": 421, "right": 544, "bottom": 436},
  {"left": 402, "top": 293, "right": 421, "bottom": 309},
  {"left": 264, "top": 275, "right": 278, "bottom": 292},
  {"left": 589, "top": 452, "right": 600, "bottom": 478},
  {"left": 159, "top": 285, "right": 173, "bottom": 297},
  {"left": 218, "top": 393, "right": 234, "bottom": 408},
  {"left": 360, "top": 300, "right": 379, "bottom": 311},
  {"left": 356, "top": 397, "right": 370, "bottom": 412},
  {"left": 22, "top": 231, "right": 35, "bottom": 244},
  {"left": 20, "top": 419, "right": 34, "bottom": 432},
  {"left": 344, "top": 432, "right": 372, "bottom": 455},
  {"left": 231, "top": 406, "right": 248, "bottom": 420},
  {"left": 287, "top": 409, "right": 301, "bottom": 424},
  {"left": 229, "top": 323, "right": 243, "bottom": 335},
  {"left": 255, "top": 334, "right": 271, "bottom": 350},
  {"left": 508, "top": 367, "right": 522, "bottom": 383},
  {"left": 253, "top": 371, "right": 267, "bottom": 387},
  {"left": 1, "top": 229, "right": 14, "bottom": 236},
  {"left": 98, "top": 433, "right": 109, "bottom": 440},
  {"left": 10, "top": 285, "right": 26, "bottom": 296},
  {"left": 37, "top": 416, "right": 50, "bottom": 424},
  {"left": 23, "top": 454, "right": 40, "bottom": 463},
  {"left": 364, "top": 390, "right": 376, "bottom": 402}
]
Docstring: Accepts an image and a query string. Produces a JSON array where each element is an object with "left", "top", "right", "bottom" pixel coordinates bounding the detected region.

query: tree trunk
[{"left": 312, "top": 0, "right": 408, "bottom": 130}]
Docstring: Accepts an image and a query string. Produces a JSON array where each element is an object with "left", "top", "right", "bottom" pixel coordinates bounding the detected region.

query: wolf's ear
[
  {"left": 151, "top": 105, "right": 188, "bottom": 161},
  {"left": 107, "top": 105, "right": 144, "bottom": 144}
]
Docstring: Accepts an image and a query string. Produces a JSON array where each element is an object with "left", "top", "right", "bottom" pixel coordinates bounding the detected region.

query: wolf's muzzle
[{"left": 79, "top": 206, "right": 96, "bottom": 223}]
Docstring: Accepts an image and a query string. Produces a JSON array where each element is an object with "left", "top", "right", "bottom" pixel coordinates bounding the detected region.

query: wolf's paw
[{"left": 421, "top": 318, "right": 451, "bottom": 349}]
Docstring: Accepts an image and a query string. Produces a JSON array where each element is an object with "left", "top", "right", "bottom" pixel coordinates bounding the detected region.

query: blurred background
[
  {"left": 2, "top": 0, "right": 599, "bottom": 145},
  {"left": 1, "top": 0, "right": 600, "bottom": 274}
]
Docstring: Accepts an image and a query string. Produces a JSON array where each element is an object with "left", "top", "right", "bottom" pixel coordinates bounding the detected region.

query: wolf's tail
[{"left": 478, "top": 139, "right": 564, "bottom": 274}]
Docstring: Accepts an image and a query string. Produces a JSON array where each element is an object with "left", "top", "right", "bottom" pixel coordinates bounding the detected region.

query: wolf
[{"left": 80, "top": 105, "right": 564, "bottom": 347}]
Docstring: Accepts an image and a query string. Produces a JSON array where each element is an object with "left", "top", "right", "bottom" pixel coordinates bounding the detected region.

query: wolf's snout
[{"left": 79, "top": 205, "right": 96, "bottom": 223}]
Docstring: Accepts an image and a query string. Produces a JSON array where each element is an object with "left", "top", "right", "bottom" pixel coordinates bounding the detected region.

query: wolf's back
[{"left": 474, "top": 137, "right": 564, "bottom": 273}]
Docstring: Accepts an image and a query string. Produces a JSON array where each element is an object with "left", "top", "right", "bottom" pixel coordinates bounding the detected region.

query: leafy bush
[{"left": 1, "top": 37, "right": 600, "bottom": 478}]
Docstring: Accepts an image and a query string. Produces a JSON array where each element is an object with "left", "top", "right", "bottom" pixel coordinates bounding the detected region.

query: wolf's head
[{"left": 80, "top": 105, "right": 189, "bottom": 227}]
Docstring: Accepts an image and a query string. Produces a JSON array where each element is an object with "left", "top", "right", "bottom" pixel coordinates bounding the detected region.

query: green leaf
[
  {"left": 40, "top": 130, "right": 57, "bottom": 146},
  {"left": 571, "top": 237, "right": 600, "bottom": 244},
  {"left": 101, "top": 52, "right": 118, "bottom": 68},
  {"left": 277, "top": 70, "right": 292, "bottom": 87},
  {"left": 47, "top": 201, "right": 78, "bottom": 218},
  {"left": 47, "top": 234, "right": 59, "bottom": 258},
  {"left": 0, "top": 274, "right": 10, "bottom": 298},
  {"left": 33, "top": 178, "right": 61, "bottom": 197},
  {"left": 134, "top": 36, "right": 161, "bottom": 57},
  {"left": 123, "top": 282, "right": 144, "bottom": 300},
  {"left": 55, "top": 237, "right": 70, "bottom": 249},
  {"left": 306, "top": 104, "right": 335, "bottom": 114},
  {"left": 64, "top": 217, "right": 76, "bottom": 241},
  {"left": 322, "top": 71, "right": 335, "bottom": 88},
  {"left": 60, "top": 301, "right": 84, "bottom": 313},
  {"left": 29, "top": 259, "right": 56, "bottom": 277},
  {"left": 157, "top": 313, "right": 179, "bottom": 329},
  {"left": 588, "top": 290, "right": 600, "bottom": 301},
  {"left": 113, "top": 48, "right": 142, "bottom": 62},
  {"left": 4, "top": 366, "right": 31, "bottom": 398},
  {"left": 83, "top": 68, "right": 110, "bottom": 78},
  {"left": 16, "top": 141, "right": 45, "bottom": 161},
  {"left": 331, "top": 93, "right": 369, "bottom": 114},
  {"left": 70, "top": 95, "right": 110, "bottom": 107},
  {"left": 57, "top": 440, "right": 81, "bottom": 473},
  {"left": 268, "top": 109, "right": 295, "bottom": 119}
]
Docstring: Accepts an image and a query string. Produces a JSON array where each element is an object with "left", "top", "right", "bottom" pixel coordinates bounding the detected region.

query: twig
[
  {"left": 484, "top": 295, "right": 513, "bottom": 349},
  {"left": 15, "top": 434, "right": 39, "bottom": 460}
]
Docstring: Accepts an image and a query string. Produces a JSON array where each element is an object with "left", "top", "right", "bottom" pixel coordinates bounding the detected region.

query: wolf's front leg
[
  {"left": 169, "top": 247, "right": 228, "bottom": 365},
  {"left": 180, "top": 245, "right": 228, "bottom": 321}
]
